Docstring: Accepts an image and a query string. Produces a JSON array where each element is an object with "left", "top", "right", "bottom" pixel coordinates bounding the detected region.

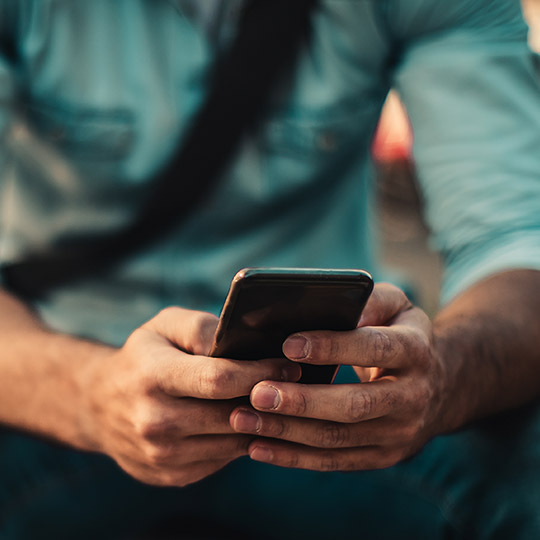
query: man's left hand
[{"left": 230, "top": 283, "right": 448, "bottom": 471}]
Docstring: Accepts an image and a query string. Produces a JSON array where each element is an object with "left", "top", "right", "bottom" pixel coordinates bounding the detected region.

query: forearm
[
  {"left": 434, "top": 269, "right": 540, "bottom": 432},
  {"left": 0, "top": 288, "right": 112, "bottom": 451}
]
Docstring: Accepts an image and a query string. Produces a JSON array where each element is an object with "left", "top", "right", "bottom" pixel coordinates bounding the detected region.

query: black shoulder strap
[
  {"left": 0, "top": 0, "right": 18, "bottom": 61},
  {"left": 2, "top": 0, "right": 317, "bottom": 300}
]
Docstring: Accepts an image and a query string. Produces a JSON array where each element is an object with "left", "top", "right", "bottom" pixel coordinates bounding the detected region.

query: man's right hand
[{"left": 82, "top": 307, "right": 301, "bottom": 487}]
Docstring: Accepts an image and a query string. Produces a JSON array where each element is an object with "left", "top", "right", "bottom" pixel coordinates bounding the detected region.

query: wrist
[
  {"left": 72, "top": 342, "right": 117, "bottom": 453},
  {"left": 431, "top": 328, "right": 469, "bottom": 433}
]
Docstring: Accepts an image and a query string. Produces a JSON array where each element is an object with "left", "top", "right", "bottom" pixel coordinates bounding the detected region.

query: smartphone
[{"left": 209, "top": 267, "right": 373, "bottom": 384}]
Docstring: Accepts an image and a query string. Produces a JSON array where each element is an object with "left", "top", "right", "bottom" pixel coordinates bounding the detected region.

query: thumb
[
  {"left": 144, "top": 307, "right": 219, "bottom": 356},
  {"left": 358, "top": 283, "right": 413, "bottom": 327}
]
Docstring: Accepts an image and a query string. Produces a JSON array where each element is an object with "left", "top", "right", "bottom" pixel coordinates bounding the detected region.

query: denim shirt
[{"left": 0, "top": 0, "right": 539, "bottom": 345}]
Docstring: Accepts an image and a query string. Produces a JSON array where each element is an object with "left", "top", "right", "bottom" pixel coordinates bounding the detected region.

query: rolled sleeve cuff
[{"left": 442, "top": 229, "right": 540, "bottom": 305}]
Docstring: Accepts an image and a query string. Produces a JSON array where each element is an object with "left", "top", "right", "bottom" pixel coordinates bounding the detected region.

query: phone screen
[{"left": 210, "top": 268, "right": 373, "bottom": 384}]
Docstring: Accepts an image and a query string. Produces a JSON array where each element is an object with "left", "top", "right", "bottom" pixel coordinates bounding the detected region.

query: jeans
[{"left": 1, "top": 402, "right": 540, "bottom": 540}]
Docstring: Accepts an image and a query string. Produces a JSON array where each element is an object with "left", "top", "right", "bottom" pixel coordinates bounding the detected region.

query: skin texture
[{"left": 0, "top": 269, "right": 539, "bottom": 483}]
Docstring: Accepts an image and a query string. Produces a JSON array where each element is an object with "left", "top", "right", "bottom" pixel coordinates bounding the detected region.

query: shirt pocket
[
  {"left": 7, "top": 99, "right": 140, "bottom": 245},
  {"left": 256, "top": 103, "right": 377, "bottom": 194},
  {"left": 23, "top": 98, "right": 136, "bottom": 175}
]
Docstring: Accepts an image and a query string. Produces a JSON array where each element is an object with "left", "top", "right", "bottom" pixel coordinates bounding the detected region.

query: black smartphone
[{"left": 209, "top": 268, "right": 374, "bottom": 384}]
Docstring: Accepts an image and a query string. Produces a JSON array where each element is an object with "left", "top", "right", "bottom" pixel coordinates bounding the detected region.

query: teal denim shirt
[{"left": 0, "top": 0, "right": 539, "bottom": 346}]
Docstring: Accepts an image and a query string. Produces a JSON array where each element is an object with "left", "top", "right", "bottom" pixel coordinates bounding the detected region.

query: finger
[
  {"left": 138, "top": 434, "right": 252, "bottom": 469},
  {"left": 392, "top": 304, "right": 431, "bottom": 335},
  {"left": 155, "top": 348, "right": 301, "bottom": 399},
  {"left": 162, "top": 459, "right": 232, "bottom": 488},
  {"left": 283, "top": 316, "right": 429, "bottom": 370},
  {"left": 249, "top": 381, "right": 408, "bottom": 423},
  {"left": 231, "top": 407, "right": 403, "bottom": 448},
  {"left": 137, "top": 397, "right": 247, "bottom": 442},
  {"left": 121, "top": 456, "right": 234, "bottom": 488},
  {"left": 178, "top": 398, "right": 240, "bottom": 435},
  {"left": 358, "top": 282, "right": 412, "bottom": 327},
  {"left": 143, "top": 306, "right": 219, "bottom": 356},
  {"left": 248, "top": 440, "right": 403, "bottom": 472}
]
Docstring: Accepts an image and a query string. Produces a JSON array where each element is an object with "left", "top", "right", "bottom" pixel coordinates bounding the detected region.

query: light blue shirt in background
[{"left": 0, "top": 0, "right": 539, "bottom": 346}]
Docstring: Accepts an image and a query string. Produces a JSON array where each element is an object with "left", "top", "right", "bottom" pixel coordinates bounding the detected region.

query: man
[{"left": 1, "top": 0, "right": 540, "bottom": 538}]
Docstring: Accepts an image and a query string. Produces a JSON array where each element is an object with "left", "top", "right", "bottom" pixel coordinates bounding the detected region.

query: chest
[{"left": 14, "top": 1, "right": 393, "bottom": 173}]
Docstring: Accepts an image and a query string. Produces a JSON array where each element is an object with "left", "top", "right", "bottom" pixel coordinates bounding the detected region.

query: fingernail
[
  {"left": 252, "top": 385, "right": 280, "bottom": 410},
  {"left": 281, "top": 363, "right": 302, "bottom": 382},
  {"left": 233, "top": 409, "right": 261, "bottom": 433},
  {"left": 250, "top": 446, "right": 274, "bottom": 463},
  {"left": 283, "top": 335, "right": 309, "bottom": 360}
]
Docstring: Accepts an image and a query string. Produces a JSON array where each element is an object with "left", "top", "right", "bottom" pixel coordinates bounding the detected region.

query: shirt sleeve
[{"left": 392, "top": 0, "right": 540, "bottom": 304}]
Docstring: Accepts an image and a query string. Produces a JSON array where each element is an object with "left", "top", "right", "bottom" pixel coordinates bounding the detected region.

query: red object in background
[
  {"left": 372, "top": 0, "right": 539, "bottom": 164},
  {"left": 372, "top": 92, "right": 413, "bottom": 163}
]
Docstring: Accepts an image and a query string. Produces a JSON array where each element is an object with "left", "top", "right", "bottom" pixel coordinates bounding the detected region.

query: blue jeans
[{"left": 1, "top": 403, "right": 540, "bottom": 540}]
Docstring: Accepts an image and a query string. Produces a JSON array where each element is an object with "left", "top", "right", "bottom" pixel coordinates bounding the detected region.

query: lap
[{"left": 2, "top": 401, "right": 540, "bottom": 540}]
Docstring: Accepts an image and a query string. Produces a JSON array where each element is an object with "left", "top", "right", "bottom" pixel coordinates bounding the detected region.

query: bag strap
[
  {"left": 0, "top": 0, "right": 17, "bottom": 61},
  {"left": 2, "top": 0, "right": 317, "bottom": 300}
]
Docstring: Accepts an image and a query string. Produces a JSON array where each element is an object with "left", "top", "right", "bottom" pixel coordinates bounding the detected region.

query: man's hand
[
  {"left": 230, "top": 283, "right": 447, "bottom": 471},
  {"left": 82, "top": 307, "right": 301, "bottom": 487}
]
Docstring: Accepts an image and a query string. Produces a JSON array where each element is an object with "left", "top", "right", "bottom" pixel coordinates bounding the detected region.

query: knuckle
[
  {"left": 309, "top": 334, "right": 338, "bottom": 364},
  {"left": 134, "top": 364, "right": 161, "bottom": 397},
  {"left": 386, "top": 283, "right": 411, "bottom": 307},
  {"left": 283, "top": 452, "right": 300, "bottom": 469},
  {"left": 345, "top": 390, "right": 375, "bottom": 422},
  {"left": 198, "top": 364, "right": 233, "bottom": 398},
  {"left": 124, "top": 328, "right": 158, "bottom": 365},
  {"left": 156, "top": 470, "right": 181, "bottom": 487},
  {"left": 369, "top": 329, "right": 393, "bottom": 364},
  {"left": 267, "top": 417, "right": 287, "bottom": 438},
  {"left": 318, "top": 451, "right": 340, "bottom": 472},
  {"left": 378, "top": 449, "right": 403, "bottom": 469},
  {"left": 413, "top": 415, "right": 427, "bottom": 438},
  {"left": 190, "top": 311, "right": 215, "bottom": 354},
  {"left": 125, "top": 327, "right": 146, "bottom": 348},
  {"left": 409, "top": 329, "right": 431, "bottom": 363},
  {"left": 157, "top": 306, "right": 181, "bottom": 320},
  {"left": 134, "top": 410, "right": 161, "bottom": 441},
  {"left": 138, "top": 372, "right": 159, "bottom": 397},
  {"left": 136, "top": 419, "right": 165, "bottom": 444},
  {"left": 143, "top": 442, "right": 174, "bottom": 466},
  {"left": 393, "top": 447, "right": 412, "bottom": 465},
  {"left": 190, "top": 311, "right": 207, "bottom": 334},
  {"left": 317, "top": 423, "right": 349, "bottom": 448},
  {"left": 397, "top": 288, "right": 412, "bottom": 308},
  {"left": 260, "top": 359, "right": 287, "bottom": 383},
  {"left": 135, "top": 419, "right": 156, "bottom": 441},
  {"left": 399, "top": 422, "right": 422, "bottom": 443},
  {"left": 285, "top": 389, "right": 308, "bottom": 416},
  {"left": 368, "top": 295, "right": 390, "bottom": 323},
  {"left": 378, "top": 282, "right": 407, "bottom": 301},
  {"left": 133, "top": 401, "right": 180, "bottom": 442},
  {"left": 153, "top": 306, "right": 178, "bottom": 329}
]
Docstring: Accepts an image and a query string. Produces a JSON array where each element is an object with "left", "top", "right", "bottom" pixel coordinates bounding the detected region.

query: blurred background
[{"left": 373, "top": 0, "right": 540, "bottom": 316}]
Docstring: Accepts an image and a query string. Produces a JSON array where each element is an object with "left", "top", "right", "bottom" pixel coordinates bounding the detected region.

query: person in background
[{"left": 0, "top": 1, "right": 539, "bottom": 538}]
